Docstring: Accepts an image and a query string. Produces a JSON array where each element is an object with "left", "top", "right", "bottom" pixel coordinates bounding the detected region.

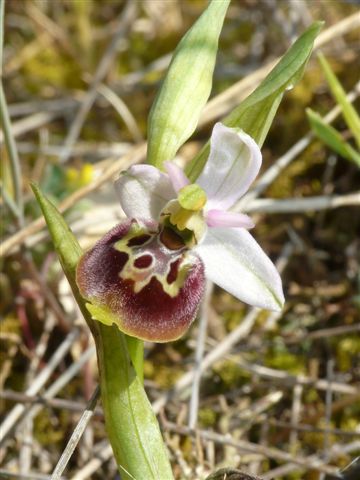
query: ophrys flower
[{"left": 76, "top": 123, "right": 284, "bottom": 342}]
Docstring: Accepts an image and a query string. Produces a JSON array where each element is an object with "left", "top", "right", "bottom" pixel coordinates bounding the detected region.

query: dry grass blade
[
  {"left": 58, "top": 1, "right": 137, "bottom": 163},
  {"left": 0, "top": 81, "right": 23, "bottom": 224},
  {"left": 0, "top": 110, "right": 63, "bottom": 142},
  {"left": 0, "top": 390, "right": 102, "bottom": 415},
  {"left": 70, "top": 445, "right": 113, "bottom": 480},
  {"left": 188, "top": 281, "right": 213, "bottom": 429},
  {"left": 96, "top": 83, "right": 143, "bottom": 143},
  {"left": 0, "top": 328, "right": 80, "bottom": 444},
  {"left": 153, "top": 243, "right": 293, "bottom": 414},
  {"left": 163, "top": 421, "right": 340, "bottom": 476},
  {"left": 244, "top": 192, "right": 360, "bottom": 214},
  {"left": 228, "top": 357, "right": 357, "bottom": 395},
  {"left": 51, "top": 386, "right": 100, "bottom": 480},
  {"left": 261, "top": 442, "right": 360, "bottom": 479}
]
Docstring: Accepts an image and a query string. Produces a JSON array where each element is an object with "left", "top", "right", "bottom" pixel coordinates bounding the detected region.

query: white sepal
[
  {"left": 196, "top": 227, "right": 284, "bottom": 311},
  {"left": 197, "top": 123, "right": 262, "bottom": 211},
  {"left": 115, "top": 165, "right": 175, "bottom": 221}
]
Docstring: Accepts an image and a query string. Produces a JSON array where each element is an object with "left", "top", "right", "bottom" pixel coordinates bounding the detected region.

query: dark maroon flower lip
[{"left": 76, "top": 219, "right": 205, "bottom": 342}]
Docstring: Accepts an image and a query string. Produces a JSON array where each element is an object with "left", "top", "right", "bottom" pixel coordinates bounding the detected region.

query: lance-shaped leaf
[
  {"left": 31, "top": 185, "right": 173, "bottom": 480},
  {"left": 307, "top": 108, "right": 360, "bottom": 167},
  {"left": 147, "top": 0, "right": 230, "bottom": 169},
  {"left": 318, "top": 52, "right": 360, "bottom": 149},
  {"left": 186, "top": 21, "right": 323, "bottom": 182}
]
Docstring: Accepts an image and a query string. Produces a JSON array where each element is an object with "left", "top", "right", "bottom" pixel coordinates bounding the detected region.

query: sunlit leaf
[
  {"left": 307, "top": 109, "right": 360, "bottom": 167},
  {"left": 187, "top": 21, "right": 323, "bottom": 182},
  {"left": 318, "top": 52, "right": 360, "bottom": 149}
]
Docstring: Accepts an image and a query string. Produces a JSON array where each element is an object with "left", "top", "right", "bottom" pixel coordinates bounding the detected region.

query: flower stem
[
  {"left": 125, "top": 335, "right": 144, "bottom": 383},
  {"left": 94, "top": 323, "right": 173, "bottom": 479},
  {"left": 31, "top": 185, "right": 173, "bottom": 480}
]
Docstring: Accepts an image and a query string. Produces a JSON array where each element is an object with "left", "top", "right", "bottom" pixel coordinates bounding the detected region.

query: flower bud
[{"left": 147, "top": 0, "right": 230, "bottom": 169}]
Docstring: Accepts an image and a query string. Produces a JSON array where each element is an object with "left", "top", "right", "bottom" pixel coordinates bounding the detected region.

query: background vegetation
[{"left": 1, "top": 1, "right": 359, "bottom": 479}]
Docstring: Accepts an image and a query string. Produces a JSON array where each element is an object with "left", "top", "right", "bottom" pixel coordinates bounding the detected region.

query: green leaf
[
  {"left": 307, "top": 109, "right": 360, "bottom": 167},
  {"left": 31, "top": 184, "right": 173, "bottom": 480},
  {"left": 31, "top": 183, "right": 85, "bottom": 305},
  {"left": 186, "top": 21, "right": 323, "bottom": 182},
  {"left": 318, "top": 52, "right": 360, "bottom": 149},
  {"left": 147, "top": 0, "right": 230, "bottom": 169}
]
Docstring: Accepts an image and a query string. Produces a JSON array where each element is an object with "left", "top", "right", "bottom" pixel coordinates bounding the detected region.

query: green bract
[
  {"left": 147, "top": 0, "right": 230, "bottom": 169},
  {"left": 186, "top": 21, "right": 323, "bottom": 182}
]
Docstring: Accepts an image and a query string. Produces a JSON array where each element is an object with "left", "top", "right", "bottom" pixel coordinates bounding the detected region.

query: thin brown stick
[
  {"left": 228, "top": 356, "right": 357, "bottom": 395},
  {"left": 188, "top": 281, "right": 213, "bottom": 429},
  {"left": 0, "top": 328, "right": 80, "bottom": 445},
  {"left": 58, "top": 1, "right": 137, "bottom": 163},
  {"left": 243, "top": 192, "right": 360, "bottom": 214},
  {"left": 0, "top": 390, "right": 102, "bottom": 416},
  {"left": 1, "top": 143, "right": 146, "bottom": 256},
  {"left": 163, "top": 421, "right": 340, "bottom": 476},
  {"left": 51, "top": 387, "right": 100, "bottom": 480}
]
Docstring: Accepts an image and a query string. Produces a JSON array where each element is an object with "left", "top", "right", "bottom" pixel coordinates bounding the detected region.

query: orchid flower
[{"left": 76, "top": 123, "right": 284, "bottom": 342}]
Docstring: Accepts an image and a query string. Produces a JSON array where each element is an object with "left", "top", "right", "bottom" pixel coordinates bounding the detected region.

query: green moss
[
  {"left": 336, "top": 336, "right": 360, "bottom": 371},
  {"left": 304, "top": 388, "right": 320, "bottom": 404},
  {"left": 22, "top": 47, "right": 83, "bottom": 92},
  {"left": 213, "top": 360, "right": 251, "bottom": 388},
  {"left": 198, "top": 407, "right": 217, "bottom": 428},
  {"left": 145, "top": 361, "right": 183, "bottom": 389},
  {"left": 34, "top": 408, "right": 69, "bottom": 446},
  {"left": 265, "top": 350, "right": 305, "bottom": 374},
  {"left": 223, "top": 308, "right": 246, "bottom": 331},
  {"left": 265, "top": 338, "right": 305, "bottom": 375},
  {"left": 0, "top": 314, "right": 20, "bottom": 336}
]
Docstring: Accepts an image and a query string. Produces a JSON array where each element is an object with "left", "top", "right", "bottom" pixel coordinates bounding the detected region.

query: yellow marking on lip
[{"left": 114, "top": 222, "right": 191, "bottom": 297}]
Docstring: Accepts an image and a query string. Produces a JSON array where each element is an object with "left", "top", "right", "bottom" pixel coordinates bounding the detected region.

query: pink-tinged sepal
[
  {"left": 164, "top": 161, "right": 190, "bottom": 192},
  {"left": 206, "top": 209, "right": 254, "bottom": 229},
  {"left": 76, "top": 219, "right": 205, "bottom": 342}
]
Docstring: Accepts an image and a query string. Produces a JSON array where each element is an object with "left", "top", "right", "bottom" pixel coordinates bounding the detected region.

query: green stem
[
  {"left": 125, "top": 335, "right": 144, "bottom": 383},
  {"left": 95, "top": 323, "right": 173, "bottom": 480}
]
